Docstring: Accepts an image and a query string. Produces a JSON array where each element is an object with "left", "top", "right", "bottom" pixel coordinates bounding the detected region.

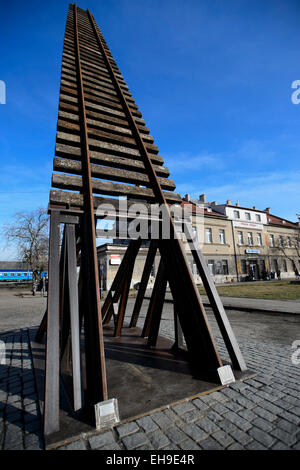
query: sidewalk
[
  {"left": 144, "top": 291, "right": 300, "bottom": 315},
  {"left": 0, "top": 322, "right": 299, "bottom": 450}
]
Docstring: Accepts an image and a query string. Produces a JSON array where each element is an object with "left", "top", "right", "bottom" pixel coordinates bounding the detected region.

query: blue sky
[{"left": 1, "top": 0, "right": 300, "bottom": 258}]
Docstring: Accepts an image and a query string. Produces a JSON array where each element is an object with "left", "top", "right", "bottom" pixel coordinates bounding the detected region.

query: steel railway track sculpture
[{"left": 36, "top": 4, "right": 247, "bottom": 436}]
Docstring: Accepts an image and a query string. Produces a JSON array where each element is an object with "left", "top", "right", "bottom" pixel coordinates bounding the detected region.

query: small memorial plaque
[
  {"left": 217, "top": 365, "right": 235, "bottom": 386},
  {"left": 95, "top": 398, "right": 120, "bottom": 429}
]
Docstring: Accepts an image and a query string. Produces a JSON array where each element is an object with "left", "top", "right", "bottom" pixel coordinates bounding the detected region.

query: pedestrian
[{"left": 276, "top": 269, "right": 281, "bottom": 280}]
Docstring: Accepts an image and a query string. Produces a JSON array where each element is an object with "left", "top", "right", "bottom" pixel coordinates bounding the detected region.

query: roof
[
  {"left": 180, "top": 200, "right": 227, "bottom": 218},
  {"left": 267, "top": 214, "right": 299, "bottom": 229}
]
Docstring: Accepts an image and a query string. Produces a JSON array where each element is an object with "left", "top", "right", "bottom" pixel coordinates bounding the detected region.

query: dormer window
[
  {"left": 233, "top": 210, "right": 240, "bottom": 219},
  {"left": 245, "top": 212, "right": 251, "bottom": 220}
]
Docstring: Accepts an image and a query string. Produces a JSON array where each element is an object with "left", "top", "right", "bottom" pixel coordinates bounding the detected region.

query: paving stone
[
  {"left": 89, "top": 431, "right": 116, "bottom": 450},
  {"left": 222, "top": 412, "right": 251, "bottom": 432},
  {"left": 178, "top": 438, "right": 201, "bottom": 450},
  {"left": 212, "top": 430, "right": 234, "bottom": 448},
  {"left": 271, "top": 441, "right": 289, "bottom": 450},
  {"left": 224, "top": 401, "right": 243, "bottom": 413},
  {"left": 234, "top": 396, "right": 256, "bottom": 410},
  {"left": 165, "top": 426, "right": 188, "bottom": 444},
  {"left": 136, "top": 443, "right": 154, "bottom": 450},
  {"left": 238, "top": 409, "right": 256, "bottom": 422},
  {"left": 163, "top": 407, "right": 181, "bottom": 422},
  {"left": 181, "top": 423, "right": 208, "bottom": 442},
  {"left": 210, "top": 403, "right": 228, "bottom": 415},
  {"left": 228, "top": 428, "right": 253, "bottom": 446},
  {"left": 276, "top": 418, "right": 299, "bottom": 434},
  {"left": 6, "top": 394, "right": 21, "bottom": 404},
  {"left": 270, "top": 428, "right": 297, "bottom": 446},
  {"left": 277, "top": 410, "right": 300, "bottom": 426},
  {"left": 122, "top": 431, "right": 149, "bottom": 450},
  {"left": 227, "top": 442, "right": 244, "bottom": 450},
  {"left": 24, "top": 433, "right": 43, "bottom": 450},
  {"left": 205, "top": 410, "right": 223, "bottom": 422},
  {"left": 208, "top": 391, "right": 229, "bottom": 403},
  {"left": 147, "top": 430, "right": 170, "bottom": 449},
  {"left": 199, "top": 437, "right": 224, "bottom": 450},
  {"left": 63, "top": 439, "right": 87, "bottom": 450},
  {"left": 151, "top": 411, "right": 173, "bottom": 430},
  {"left": 196, "top": 416, "right": 220, "bottom": 433},
  {"left": 262, "top": 401, "right": 287, "bottom": 415},
  {"left": 24, "top": 413, "right": 39, "bottom": 424},
  {"left": 6, "top": 410, "right": 22, "bottom": 423},
  {"left": 136, "top": 415, "right": 158, "bottom": 433},
  {"left": 116, "top": 421, "right": 139, "bottom": 438},
  {"left": 248, "top": 426, "right": 277, "bottom": 448},
  {"left": 161, "top": 443, "right": 179, "bottom": 450},
  {"left": 251, "top": 417, "right": 274, "bottom": 432},
  {"left": 24, "top": 419, "right": 41, "bottom": 434},
  {"left": 218, "top": 419, "right": 240, "bottom": 434},
  {"left": 253, "top": 406, "right": 277, "bottom": 423},
  {"left": 172, "top": 401, "right": 196, "bottom": 416},
  {"left": 180, "top": 409, "right": 202, "bottom": 423},
  {"left": 197, "top": 394, "right": 216, "bottom": 404},
  {"left": 246, "top": 440, "right": 267, "bottom": 450},
  {"left": 192, "top": 399, "right": 210, "bottom": 412},
  {"left": 4, "top": 425, "right": 23, "bottom": 449}
]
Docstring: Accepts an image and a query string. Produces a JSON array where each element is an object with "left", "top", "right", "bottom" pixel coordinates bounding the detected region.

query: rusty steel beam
[{"left": 73, "top": 4, "right": 107, "bottom": 405}]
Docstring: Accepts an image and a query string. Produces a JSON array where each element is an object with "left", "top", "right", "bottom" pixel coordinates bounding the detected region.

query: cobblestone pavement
[
  {"left": 0, "top": 329, "right": 44, "bottom": 450},
  {"left": 0, "top": 295, "right": 299, "bottom": 450}
]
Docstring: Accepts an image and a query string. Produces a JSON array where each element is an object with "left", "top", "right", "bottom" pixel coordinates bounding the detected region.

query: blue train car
[
  {"left": 0, "top": 270, "right": 48, "bottom": 282},
  {"left": 0, "top": 269, "right": 33, "bottom": 281}
]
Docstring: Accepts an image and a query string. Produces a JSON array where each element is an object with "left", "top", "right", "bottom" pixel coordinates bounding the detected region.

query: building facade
[{"left": 97, "top": 195, "right": 300, "bottom": 289}]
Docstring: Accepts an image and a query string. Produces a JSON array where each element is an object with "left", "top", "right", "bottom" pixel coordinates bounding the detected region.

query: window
[
  {"left": 10, "top": 273, "right": 14, "bottom": 277},
  {"left": 17, "top": 273, "right": 21, "bottom": 277},
  {"left": 255, "top": 214, "right": 261, "bottom": 222},
  {"left": 208, "top": 260, "right": 215, "bottom": 275},
  {"left": 205, "top": 228, "right": 212, "bottom": 244},
  {"left": 256, "top": 233, "right": 262, "bottom": 246},
  {"left": 247, "top": 232, "right": 253, "bottom": 245},
  {"left": 215, "top": 261, "right": 222, "bottom": 274},
  {"left": 278, "top": 236, "right": 283, "bottom": 247},
  {"left": 241, "top": 260, "right": 247, "bottom": 274},
  {"left": 219, "top": 229, "right": 225, "bottom": 244},
  {"left": 269, "top": 234, "right": 274, "bottom": 247},
  {"left": 287, "top": 237, "right": 291, "bottom": 247},
  {"left": 237, "top": 231, "right": 244, "bottom": 245},
  {"left": 222, "top": 260, "right": 229, "bottom": 275},
  {"left": 245, "top": 212, "right": 251, "bottom": 220},
  {"left": 233, "top": 210, "right": 240, "bottom": 219},
  {"left": 282, "top": 259, "right": 287, "bottom": 272}
]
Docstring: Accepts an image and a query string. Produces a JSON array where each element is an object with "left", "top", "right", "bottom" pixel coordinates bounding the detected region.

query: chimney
[
  {"left": 211, "top": 201, "right": 217, "bottom": 206},
  {"left": 184, "top": 194, "right": 190, "bottom": 202},
  {"left": 265, "top": 207, "right": 270, "bottom": 213},
  {"left": 226, "top": 199, "right": 232, "bottom": 205},
  {"left": 236, "top": 201, "right": 240, "bottom": 207},
  {"left": 253, "top": 206, "right": 257, "bottom": 210},
  {"left": 199, "top": 194, "right": 206, "bottom": 203}
]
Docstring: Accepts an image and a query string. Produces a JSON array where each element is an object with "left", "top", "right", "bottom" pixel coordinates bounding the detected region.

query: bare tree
[
  {"left": 3, "top": 208, "right": 49, "bottom": 292},
  {"left": 272, "top": 234, "right": 300, "bottom": 271}
]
